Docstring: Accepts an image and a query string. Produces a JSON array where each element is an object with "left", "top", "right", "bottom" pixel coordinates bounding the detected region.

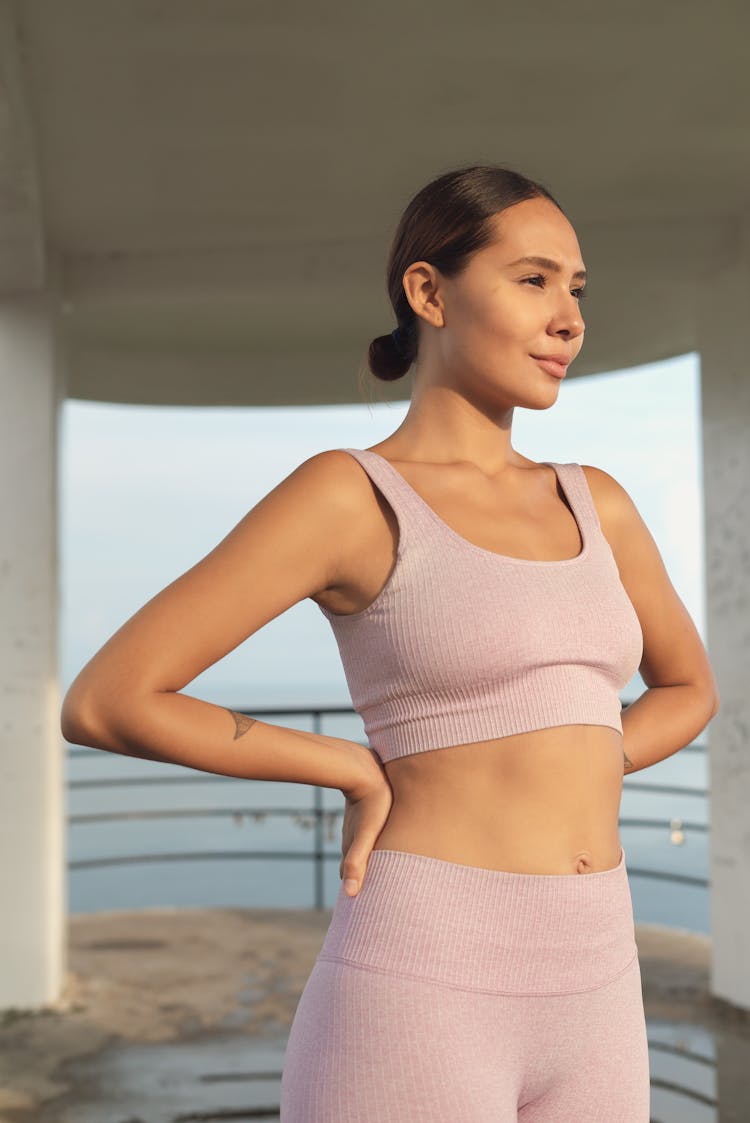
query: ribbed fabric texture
[
  {"left": 319, "top": 448, "right": 644, "bottom": 763},
  {"left": 317, "top": 846, "right": 637, "bottom": 996},
  {"left": 280, "top": 847, "right": 651, "bottom": 1121}
]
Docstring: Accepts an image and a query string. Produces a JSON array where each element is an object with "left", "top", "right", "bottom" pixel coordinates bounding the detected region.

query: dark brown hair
[{"left": 365, "top": 163, "right": 565, "bottom": 383}]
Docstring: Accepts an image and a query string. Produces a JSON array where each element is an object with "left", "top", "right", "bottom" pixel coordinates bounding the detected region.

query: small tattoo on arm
[{"left": 225, "top": 709, "right": 258, "bottom": 741}]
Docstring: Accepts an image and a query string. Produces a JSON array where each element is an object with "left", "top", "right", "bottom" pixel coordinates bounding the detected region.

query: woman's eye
[{"left": 524, "top": 275, "right": 587, "bottom": 300}]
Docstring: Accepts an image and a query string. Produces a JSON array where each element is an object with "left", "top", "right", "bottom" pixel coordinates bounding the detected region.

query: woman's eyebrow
[{"left": 507, "top": 255, "right": 587, "bottom": 281}]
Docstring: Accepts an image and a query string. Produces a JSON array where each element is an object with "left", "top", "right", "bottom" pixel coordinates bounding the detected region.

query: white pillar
[
  {"left": 698, "top": 211, "right": 750, "bottom": 1013},
  {"left": 0, "top": 272, "right": 66, "bottom": 1008}
]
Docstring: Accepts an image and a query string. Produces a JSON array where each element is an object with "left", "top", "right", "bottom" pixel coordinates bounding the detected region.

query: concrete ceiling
[{"left": 1, "top": 0, "right": 748, "bottom": 405}]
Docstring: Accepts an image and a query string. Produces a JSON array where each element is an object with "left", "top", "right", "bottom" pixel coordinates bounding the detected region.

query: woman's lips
[{"left": 531, "top": 355, "right": 568, "bottom": 378}]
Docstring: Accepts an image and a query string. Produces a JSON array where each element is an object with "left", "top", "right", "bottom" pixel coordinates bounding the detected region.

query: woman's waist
[
  {"left": 374, "top": 729, "right": 624, "bottom": 873},
  {"left": 373, "top": 791, "right": 623, "bottom": 874},
  {"left": 382, "top": 737, "right": 624, "bottom": 819}
]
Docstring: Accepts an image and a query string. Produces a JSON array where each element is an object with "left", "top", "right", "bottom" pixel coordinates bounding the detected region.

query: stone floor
[{"left": 0, "top": 909, "right": 748, "bottom": 1122}]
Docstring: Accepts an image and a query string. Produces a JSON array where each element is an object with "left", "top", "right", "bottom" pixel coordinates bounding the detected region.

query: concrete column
[
  {"left": 697, "top": 211, "right": 750, "bottom": 1013},
  {"left": 0, "top": 266, "right": 66, "bottom": 1008}
]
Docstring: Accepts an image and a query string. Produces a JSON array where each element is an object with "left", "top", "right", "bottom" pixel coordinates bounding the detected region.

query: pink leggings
[{"left": 280, "top": 845, "right": 650, "bottom": 1122}]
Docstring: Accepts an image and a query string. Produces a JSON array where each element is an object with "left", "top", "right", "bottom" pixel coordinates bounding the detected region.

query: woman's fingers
[{"left": 339, "top": 784, "right": 393, "bottom": 896}]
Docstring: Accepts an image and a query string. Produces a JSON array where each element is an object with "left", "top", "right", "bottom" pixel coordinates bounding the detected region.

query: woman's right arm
[{"left": 59, "top": 449, "right": 383, "bottom": 800}]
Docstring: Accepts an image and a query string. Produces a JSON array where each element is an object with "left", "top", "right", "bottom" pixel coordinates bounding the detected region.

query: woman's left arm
[{"left": 582, "top": 465, "right": 720, "bottom": 775}]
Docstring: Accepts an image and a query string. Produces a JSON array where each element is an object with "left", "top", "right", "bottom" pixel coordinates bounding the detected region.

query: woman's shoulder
[{"left": 578, "top": 463, "right": 639, "bottom": 534}]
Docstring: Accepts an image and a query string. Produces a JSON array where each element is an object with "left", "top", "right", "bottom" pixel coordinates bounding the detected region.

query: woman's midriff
[{"left": 370, "top": 723, "right": 625, "bottom": 875}]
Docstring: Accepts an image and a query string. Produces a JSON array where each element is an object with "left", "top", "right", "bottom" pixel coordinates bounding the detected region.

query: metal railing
[{"left": 66, "top": 701, "right": 710, "bottom": 909}]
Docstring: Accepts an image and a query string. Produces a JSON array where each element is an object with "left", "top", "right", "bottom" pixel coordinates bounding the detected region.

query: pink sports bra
[{"left": 317, "top": 448, "right": 643, "bottom": 763}]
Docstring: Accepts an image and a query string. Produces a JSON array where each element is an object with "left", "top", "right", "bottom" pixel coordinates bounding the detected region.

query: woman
[{"left": 61, "top": 163, "right": 719, "bottom": 1122}]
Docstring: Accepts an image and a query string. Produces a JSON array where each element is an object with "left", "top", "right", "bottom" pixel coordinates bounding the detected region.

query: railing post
[{"left": 312, "top": 709, "right": 324, "bottom": 909}]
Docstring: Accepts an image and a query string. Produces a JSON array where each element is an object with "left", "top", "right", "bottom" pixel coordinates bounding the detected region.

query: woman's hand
[{"left": 339, "top": 746, "right": 393, "bottom": 898}]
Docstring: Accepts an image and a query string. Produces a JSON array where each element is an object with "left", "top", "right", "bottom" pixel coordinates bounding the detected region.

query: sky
[{"left": 60, "top": 352, "right": 704, "bottom": 712}]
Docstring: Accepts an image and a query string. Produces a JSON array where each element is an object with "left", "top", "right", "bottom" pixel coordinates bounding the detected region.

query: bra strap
[
  {"left": 336, "top": 448, "right": 441, "bottom": 547},
  {"left": 559, "top": 462, "right": 604, "bottom": 534}
]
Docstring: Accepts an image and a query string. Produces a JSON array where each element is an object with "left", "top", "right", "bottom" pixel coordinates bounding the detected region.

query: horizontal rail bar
[{"left": 67, "top": 849, "right": 710, "bottom": 887}]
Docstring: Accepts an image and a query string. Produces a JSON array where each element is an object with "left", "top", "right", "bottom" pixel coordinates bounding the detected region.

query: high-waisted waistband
[{"left": 317, "top": 846, "right": 638, "bottom": 996}]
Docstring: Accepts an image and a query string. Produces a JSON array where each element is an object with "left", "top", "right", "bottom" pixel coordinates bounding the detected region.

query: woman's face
[{"left": 413, "top": 196, "right": 587, "bottom": 408}]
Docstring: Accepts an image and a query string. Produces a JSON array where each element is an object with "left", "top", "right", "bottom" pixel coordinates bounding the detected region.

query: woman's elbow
[{"left": 60, "top": 685, "right": 109, "bottom": 748}]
